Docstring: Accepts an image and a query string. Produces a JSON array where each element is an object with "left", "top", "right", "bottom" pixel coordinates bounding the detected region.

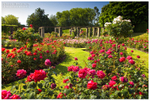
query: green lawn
[{"left": 127, "top": 47, "right": 148, "bottom": 77}]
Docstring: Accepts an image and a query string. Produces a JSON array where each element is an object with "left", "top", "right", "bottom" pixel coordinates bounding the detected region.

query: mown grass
[{"left": 127, "top": 47, "right": 148, "bottom": 77}]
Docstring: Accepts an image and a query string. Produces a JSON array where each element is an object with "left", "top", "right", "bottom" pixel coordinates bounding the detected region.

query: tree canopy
[
  {"left": 99, "top": 2, "right": 148, "bottom": 28},
  {"left": 26, "top": 8, "right": 54, "bottom": 32},
  {"left": 56, "top": 8, "right": 95, "bottom": 26},
  {"left": 2, "top": 15, "right": 20, "bottom": 25}
]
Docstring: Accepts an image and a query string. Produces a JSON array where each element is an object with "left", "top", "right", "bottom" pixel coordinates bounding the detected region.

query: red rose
[
  {"left": 129, "top": 59, "right": 135, "bottom": 65},
  {"left": 63, "top": 79, "right": 69, "bottom": 83},
  {"left": 1, "top": 90, "right": 11, "bottom": 99},
  {"left": 119, "top": 57, "right": 126, "bottom": 62},
  {"left": 22, "top": 27, "right": 26, "bottom": 30},
  {"left": 129, "top": 81, "right": 134, "bottom": 88},
  {"left": 2, "top": 48, "right": 5, "bottom": 52},
  {"left": 109, "top": 80, "right": 116, "bottom": 87},
  {"left": 30, "top": 24, "right": 33, "bottom": 28},
  {"left": 6, "top": 49, "right": 9, "bottom": 54},
  {"left": 111, "top": 76, "right": 117, "bottom": 81},
  {"left": 9, "top": 94, "right": 21, "bottom": 99},
  {"left": 78, "top": 69, "right": 87, "bottom": 78},
  {"left": 137, "top": 55, "right": 140, "bottom": 58},
  {"left": 57, "top": 93, "right": 63, "bottom": 99},
  {"left": 51, "top": 83, "right": 56, "bottom": 89},
  {"left": 74, "top": 57, "right": 78, "bottom": 60},
  {"left": 16, "top": 69, "right": 27, "bottom": 78},
  {"left": 17, "top": 60, "right": 21, "bottom": 64},
  {"left": 32, "top": 70, "right": 47, "bottom": 82},
  {"left": 26, "top": 73, "right": 34, "bottom": 82},
  {"left": 97, "top": 70, "right": 105, "bottom": 79},
  {"left": 72, "top": 66, "right": 79, "bottom": 72},
  {"left": 37, "top": 89, "right": 42, "bottom": 94},
  {"left": 67, "top": 66, "right": 73, "bottom": 71},
  {"left": 92, "top": 63, "right": 96, "bottom": 68},
  {"left": 87, "top": 80, "right": 97, "bottom": 90},
  {"left": 127, "top": 56, "right": 132, "bottom": 60},
  {"left": 64, "top": 85, "right": 69, "bottom": 89}
]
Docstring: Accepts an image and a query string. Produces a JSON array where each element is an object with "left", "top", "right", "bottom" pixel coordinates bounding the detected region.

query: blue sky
[{"left": 2, "top": 1, "right": 109, "bottom": 25}]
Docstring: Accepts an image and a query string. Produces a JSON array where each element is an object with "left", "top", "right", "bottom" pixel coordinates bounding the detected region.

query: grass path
[
  {"left": 2, "top": 46, "right": 148, "bottom": 91},
  {"left": 127, "top": 47, "right": 148, "bottom": 77}
]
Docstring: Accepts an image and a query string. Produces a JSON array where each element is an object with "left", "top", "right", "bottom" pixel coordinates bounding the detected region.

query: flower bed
[
  {"left": 125, "top": 38, "right": 148, "bottom": 52},
  {"left": 2, "top": 38, "right": 148, "bottom": 99},
  {"left": 2, "top": 32, "right": 65, "bottom": 84}
]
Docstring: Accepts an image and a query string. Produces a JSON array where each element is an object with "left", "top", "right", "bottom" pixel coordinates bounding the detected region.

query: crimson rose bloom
[
  {"left": 108, "top": 55, "right": 112, "bottom": 58},
  {"left": 78, "top": 69, "right": 87, "bottom": 78},
  {"left": 72, "top": 66, "right": 79, "bottom": 72},
  {"left": 1, "top": 90, "right": 11, "bottom": 99},
  {"left": 111, "top": 76, "right": 117, "bottom": 81},
  {"left": 64, "top": 85, "right": 69, "bottom": 89},
  {"left": 88, "top": 69, "right": 96, "bottom": 78},
  {"left": 74, "top": 57, "right": 78, "bottom": 60},
  {"left": 87, "top": 80, "right": 97, "bottom": 90},
  {"left": 57, "top": 93, "right": 63, "bottom": 99},
  {"left": 2, "top": 48, "right": 5, "bottom": 52},
  {"left": 67, "top": 66, "right": 73, "bottom": 71},
  {"left": 92, "top": 63, "right": 96, "bottom": 68},
  {"left": 119, "top": 57, "right": 126, "bottom": 62},
  {"left": 30, "top": 24, "right": 33, "bottom": 28},
  {"left": 129, "top": 81, "right": 134, "bottom": 88},
  {"left": 16, "top": 69, "right": 27, "bottom": 78},
  {"left": 127, "top": 56, "right": 132, "bottom": 60},
  {"left": 120, "top": 52, "right": 123, "bottom": 55},
  {"left": 26, "top": 73, "right": 34, "bottom": 82},
  {"left": 129, "top": 59, "right": 135, "bottom": 65},
  {"left": 97, "top": 70, "right": 105, "bottom": 79},
  {"left": 9, "top": 94, "right": 21, "bottom": 99},
  {"left": 120, "top": 77, "right": 128, "bottom": 83},
  {"left": 44, "top": 59, "right": 51, "bottom": 66},
  {"left": 137, "top": 55, "right": 140, "bottom": 58},
  {"left": 37, "top": 89, "right": 42, "bottom": 94},
  {"left": 32, "top": 70, "right": 47, "bottom": 82},
  {"left": 17, "top": 60, "right": 21, "bottom": 64},
  {"left": 63, "top": 79, "right": 69, "bottom": 83},
  {"left": 109, "top": 80, "right": 116, "bottom": 87},
  {"left": 22, "top": 27, "right": 26, "bottom": 30}
]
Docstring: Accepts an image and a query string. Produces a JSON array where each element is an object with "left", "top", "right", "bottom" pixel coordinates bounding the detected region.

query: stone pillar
[
  {"left": 93, "top": 27, "right": 95, "bottom": 37},
  {"left": 59, "top": 27, "right": 62, "bottom": 37},
  {"left": 10, "top": 27, "right": 13, "bottom": 39},
  {"left": 70, "top": 28, "right": 72, "bottom": 35},
  {"left": 41, "top": 27, "right": 45, "bottom": 38},
  {"left": 86, "top": 27, "right": 88, "bottom": 37},
  {"left": 54, "top": 27, "right": 57, "bottom": 33},
  {"left": 97, "top": 27, "right": 101, "bottom": 37},
  {"left": 89, "top": 27, "right": 92, "bottom": 37},
  {"left": 77, "top": 27, "right": 80, "bottom": 37}
]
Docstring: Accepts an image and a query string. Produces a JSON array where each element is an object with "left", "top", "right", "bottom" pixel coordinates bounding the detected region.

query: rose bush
[{"left": 2, "top": 38, "right": 65, "bottom": 84}]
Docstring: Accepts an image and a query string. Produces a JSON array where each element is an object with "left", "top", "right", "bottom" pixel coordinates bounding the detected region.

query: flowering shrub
[
  {"left": 105, "top": 16, "right": 133, "bottom": 39},
  {"left": 2, "top": 39, "right": 65, "bottom": 84},
  {"left": 125, "top": 38, "right": 148, "bottom": 52},
  {"left": 13, "top": 25, "right": 43, "bottom": 50}
]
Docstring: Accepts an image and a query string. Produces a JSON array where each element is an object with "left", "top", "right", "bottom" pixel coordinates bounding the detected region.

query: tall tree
[
  {"left": 49, "top": 15, "right": 58, "bottom": 26},
  {"left": 56, "top": 10, "right": 70, "bottom": 26},
  {"left": 99, "top": 2, "right": 148, "bottom": 32},
  {"left": 26, "top": 8, "right": 54, "bottom": 32},
  {"left": 94, "top": 6, "right": 100, "bottom": 26},
  {"left": 3, "top": 15, "right": 19, "bottom": 25},
  {"left": 56, "top": 8, "right": 95, "bottom": 27}
]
